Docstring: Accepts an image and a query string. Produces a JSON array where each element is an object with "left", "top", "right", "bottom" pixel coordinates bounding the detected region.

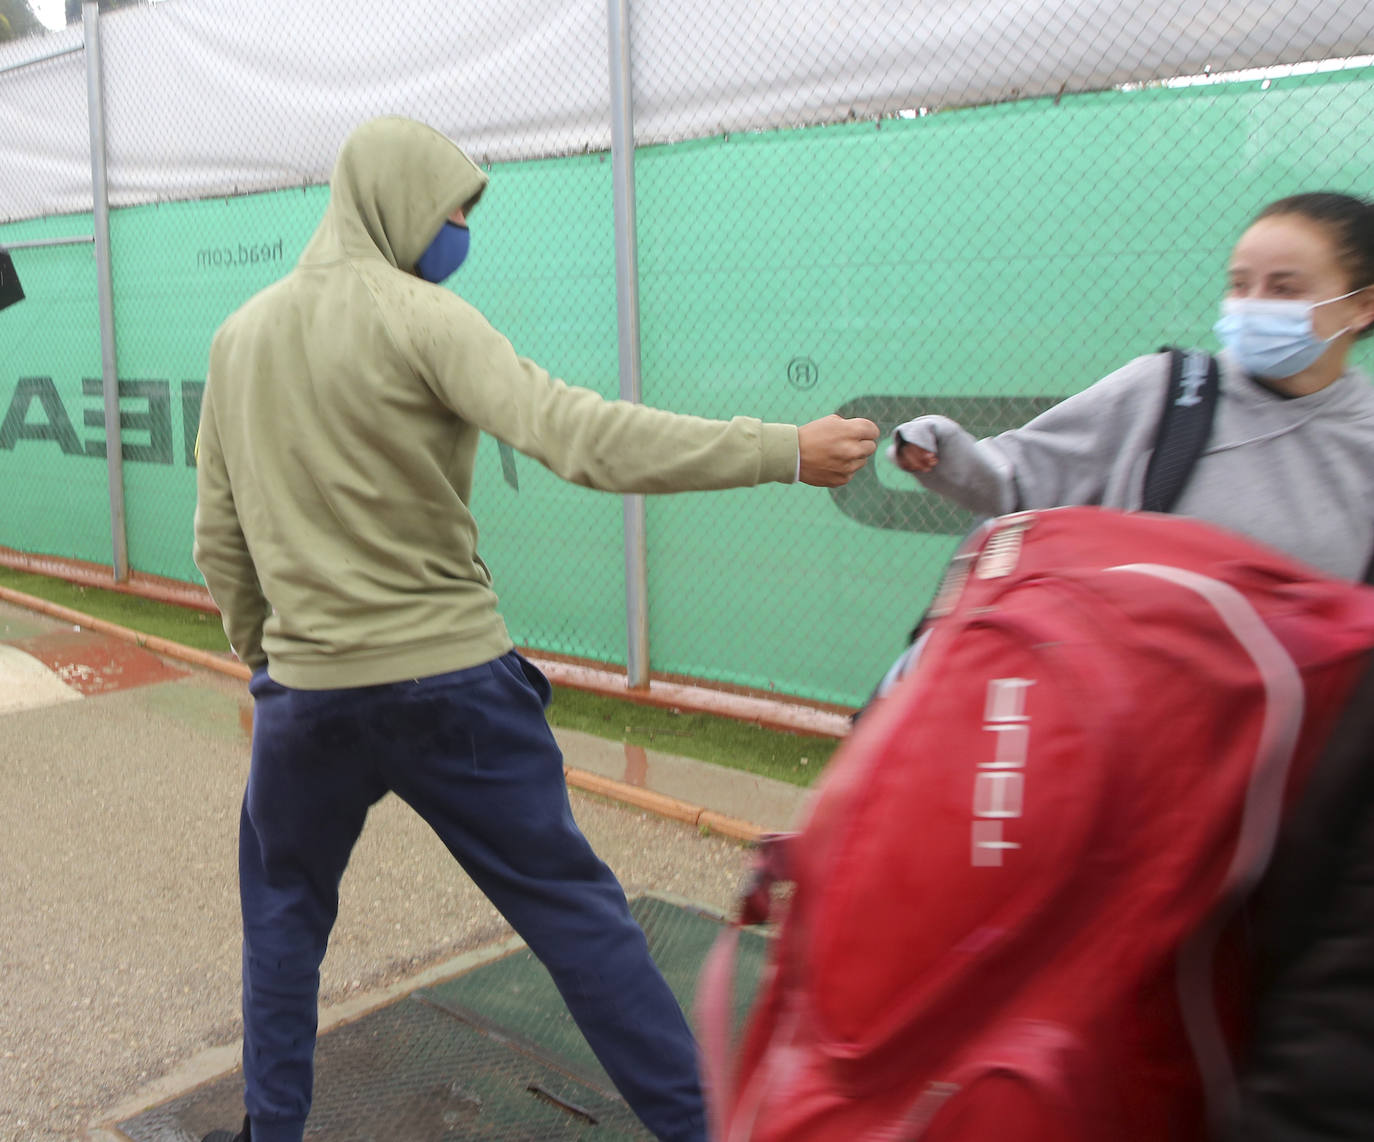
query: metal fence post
[
  {"left": 607, "top": 0, "right": 649, "bottom": 687},
  {"left": 83, "top": 0, "right": 128, "bottom": 581}
]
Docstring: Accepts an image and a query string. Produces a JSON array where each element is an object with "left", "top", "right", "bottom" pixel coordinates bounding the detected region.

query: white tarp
[{"left": 2, "top": 0, "right": 1371, "bottom": 223}]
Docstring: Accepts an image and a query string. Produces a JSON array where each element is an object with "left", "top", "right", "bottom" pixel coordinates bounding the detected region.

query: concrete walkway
[{"left": 0, "top": 598, "right": 812, "bottom": 1141}]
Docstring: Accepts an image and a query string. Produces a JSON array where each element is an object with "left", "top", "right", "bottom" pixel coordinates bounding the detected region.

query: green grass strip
[
  {"left": 546, "top": 687, "right": 837, "bottom": 787},
  {"left": 0, "top": 566, "right": 233, "bottom": 651},
  {"left": 0, "top": 565, "right": 835, "bottom": 786}
]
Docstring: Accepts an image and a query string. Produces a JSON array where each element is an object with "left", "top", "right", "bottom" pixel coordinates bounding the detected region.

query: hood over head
[{"left": 300, "top": 117, "right": 488, "bottom": 273}]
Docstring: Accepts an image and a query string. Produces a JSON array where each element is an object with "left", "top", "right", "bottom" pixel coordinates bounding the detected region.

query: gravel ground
[{"left": 0, "top": 605, "right": 755, "bottom": 1142}]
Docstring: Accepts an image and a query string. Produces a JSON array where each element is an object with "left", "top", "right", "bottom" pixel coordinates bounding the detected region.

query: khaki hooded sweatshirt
[{"left": 194, "top": 117, "right": 800, "bottom": 688}]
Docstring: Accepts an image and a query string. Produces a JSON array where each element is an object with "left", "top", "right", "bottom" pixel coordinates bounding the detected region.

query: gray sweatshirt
[{"left": 895, "top": 350, "right": 1374, "bottom": 581}]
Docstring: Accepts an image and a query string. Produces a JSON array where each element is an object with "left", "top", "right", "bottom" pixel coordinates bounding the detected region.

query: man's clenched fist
[{"left": 797, "top": 414, "right": 880, "bottom": 487}]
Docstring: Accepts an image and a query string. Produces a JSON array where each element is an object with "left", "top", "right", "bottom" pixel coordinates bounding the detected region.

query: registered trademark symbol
[{"left": 787, "top": 357, "right": 818, "bottom": 390}]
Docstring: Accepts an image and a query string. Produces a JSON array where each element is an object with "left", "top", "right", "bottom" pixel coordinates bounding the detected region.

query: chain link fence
[
  {"left": 0, "top": 16, "right": 108, "bottom": 588},
  {"left": 2, "top": 0, "right": 1372, "bottom": 708}
]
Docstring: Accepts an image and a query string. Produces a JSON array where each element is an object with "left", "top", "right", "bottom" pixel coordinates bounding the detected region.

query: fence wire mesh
[
  {"left": 0, "top": 25, "right": 107, "bottom": 578},
  {"left": 1, "top": 0, "right": 1372, "bottom": 707}
]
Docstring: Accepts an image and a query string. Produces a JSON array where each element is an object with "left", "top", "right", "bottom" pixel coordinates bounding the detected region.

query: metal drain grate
[
  {"left": 119, "top": 997, "right": 645, "bottom": 1141},
  {"left": 117, "top": 897, "right": 770, "bottom": 1141}
]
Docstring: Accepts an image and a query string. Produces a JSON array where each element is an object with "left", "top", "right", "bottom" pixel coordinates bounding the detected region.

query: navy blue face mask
[{"left": 414, "top": 220, "right": 470, "bottom": 282}]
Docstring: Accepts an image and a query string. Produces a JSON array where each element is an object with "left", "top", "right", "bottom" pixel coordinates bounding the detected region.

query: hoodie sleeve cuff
[{"left": 759, "top": 422, "right": 801, "bottom": 484}]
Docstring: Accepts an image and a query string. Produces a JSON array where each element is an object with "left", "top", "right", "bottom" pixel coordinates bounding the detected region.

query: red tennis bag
[{"left": 697, "top": 507, "right": 1374, "bottom": 1142}]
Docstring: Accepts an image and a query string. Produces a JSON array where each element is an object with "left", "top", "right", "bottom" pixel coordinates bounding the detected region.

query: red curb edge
[
  {"left": 0, "top": 584, "right": 769, "bottom": 844},
  {"left": 562, "top": 769, "right": 764, "bottom": 843},
  {"left": 0, "top": 546, "right": 220, "bottom": 613},
  {"left": 0, "top": 584, "right": 252, "bottom": 680},
  {"left": 532, "top": 660, "right": 851, "bottom": 739},
  {"left": 0, "top": 548, "right": 853, "bottom": 738}
]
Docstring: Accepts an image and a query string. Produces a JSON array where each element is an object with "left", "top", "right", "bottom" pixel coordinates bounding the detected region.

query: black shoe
[{"left": 201, "top": 1116, "right": 250, "bottom": 1142}]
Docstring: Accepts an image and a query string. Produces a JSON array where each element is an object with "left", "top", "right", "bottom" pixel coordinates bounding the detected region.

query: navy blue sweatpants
[{"left": 239, "top": 651, "right": 706, "bottom": 1142}]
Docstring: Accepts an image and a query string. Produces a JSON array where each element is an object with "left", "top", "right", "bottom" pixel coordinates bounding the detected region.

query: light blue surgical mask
[
  {"left": 414, "top": 220, "right": 470, "bottom": 283},
  {"left": 1213, "top": 289, "right": 1361, "bottom": 379}
]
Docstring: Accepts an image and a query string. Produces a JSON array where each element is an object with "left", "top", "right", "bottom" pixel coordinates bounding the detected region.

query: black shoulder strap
[{"left": 1141, "top": 348, "right": 1220, "bottom": 514}]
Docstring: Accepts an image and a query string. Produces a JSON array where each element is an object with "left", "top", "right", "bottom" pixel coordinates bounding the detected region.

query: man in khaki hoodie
[{"left": 195, "top": 116, "right": 877, "bottom": 1142}]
